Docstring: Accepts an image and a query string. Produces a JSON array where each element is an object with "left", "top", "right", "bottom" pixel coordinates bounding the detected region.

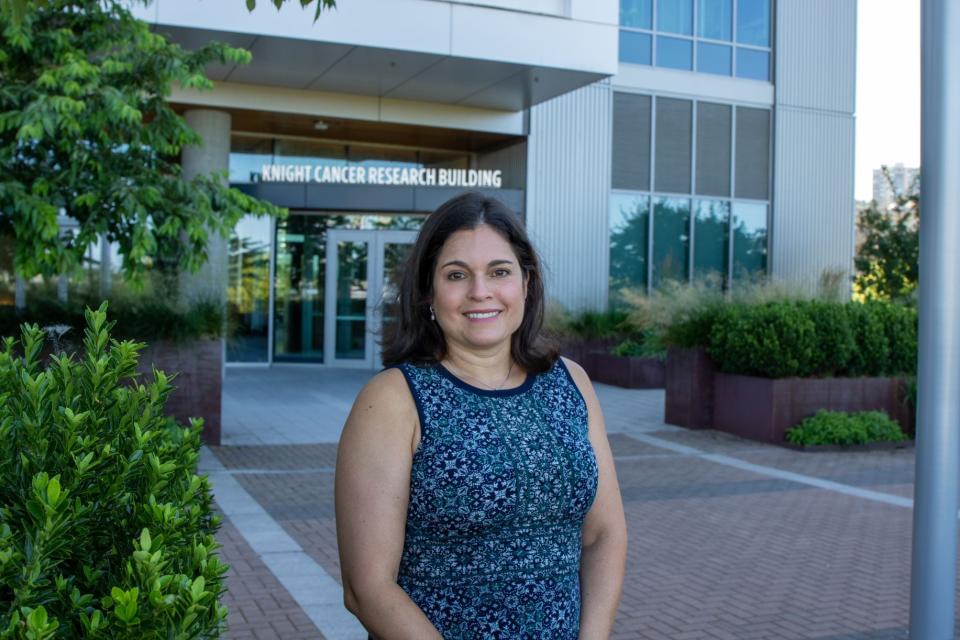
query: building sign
[{"left": 259, "top": 164, "right": 502, "bottom": 189}]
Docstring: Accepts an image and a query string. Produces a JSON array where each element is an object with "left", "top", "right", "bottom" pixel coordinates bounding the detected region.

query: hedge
[{"left": 670, "top": 300, "right": 916, "bottom": 378}]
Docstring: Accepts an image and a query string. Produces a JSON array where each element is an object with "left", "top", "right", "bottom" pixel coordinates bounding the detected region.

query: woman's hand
[{"left": 335, "top": 368, "right": 444, "bottom": 639}]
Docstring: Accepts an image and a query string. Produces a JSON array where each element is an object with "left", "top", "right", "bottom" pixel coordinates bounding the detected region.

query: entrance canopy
[{"left": 134, "top": 0, "right": 618, "bottom": 112}]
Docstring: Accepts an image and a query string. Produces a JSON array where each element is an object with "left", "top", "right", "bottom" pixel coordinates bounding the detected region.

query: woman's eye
[
  {"left": 493, "top": 269, "right": 511, "bottom": 277},
  {"left": 447, "top": 271, "right": 465, "bottom": 280}
]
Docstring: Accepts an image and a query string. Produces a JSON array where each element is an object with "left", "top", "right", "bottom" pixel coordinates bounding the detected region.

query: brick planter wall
[
  {"left": 665, "top": 346, "right": 716, "bottom": 429},
  {"left": 712, "top": 373, "right": 907, "bottom": 444},
  {"left": 590, "top": 353, "right": 665, "bottom": 389},
  {"left": 136, "top": 338, "right": 223, "bottom": 445}
]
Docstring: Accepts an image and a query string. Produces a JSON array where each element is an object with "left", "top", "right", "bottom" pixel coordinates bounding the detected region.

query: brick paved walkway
[{"left": 207, "top": 367, "right": 958, "bottom": 639}]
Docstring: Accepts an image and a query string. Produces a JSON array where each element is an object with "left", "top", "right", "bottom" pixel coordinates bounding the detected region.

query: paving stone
[{"left": 208, "top": 367, "right": 960, "bottom": 639}]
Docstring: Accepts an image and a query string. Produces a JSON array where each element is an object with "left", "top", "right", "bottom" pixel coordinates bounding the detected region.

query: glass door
[
  {"left": 273, "top": 215, "right": 326, "bottom": 362},
  {"left": 324, "top": 230, "right": 371, "bottom": 367},
  {"left": 324, "top": 230, "right": 417, "bottom": 368},
  {"left": 372, "top": 230, "right": 418, "bottom": 369}
]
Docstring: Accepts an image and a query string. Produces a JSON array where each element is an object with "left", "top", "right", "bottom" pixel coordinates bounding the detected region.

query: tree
[
  {"left": 1, "top": 0, "right": 336, "bottom": 26},
  {"left": 0, "top": 0, "right": 285, "bottom": 292},
  {"left": 854, "top": 167, "right": 919, "bottom": 302}
]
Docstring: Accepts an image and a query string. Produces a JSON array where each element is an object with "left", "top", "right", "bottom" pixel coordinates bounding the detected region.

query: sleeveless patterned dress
[{"left": 388, "top": 358, "right": 599, "bottom": 639}]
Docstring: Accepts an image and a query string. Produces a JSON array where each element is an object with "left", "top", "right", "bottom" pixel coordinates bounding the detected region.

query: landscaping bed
[{"left": 662, "top": 298, "right": 917, "bottom": 445}]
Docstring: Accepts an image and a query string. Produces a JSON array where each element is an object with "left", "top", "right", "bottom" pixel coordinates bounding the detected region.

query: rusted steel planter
[
  {"left": 781, "top": 440, "right": 914, "bottom": 453},
  {"left": 712, "top": 373, "right": 908, "bottom": 445},
  {"left": 558, "top": 338, "right": 617, "bottom": 378},
  {"left": 589, "top": 352, "right": 665, "bottom": 389},
  {"left": 665, "top": 346, "right": 716, "bottom": 429},
  {"left": 136, "top": 338, "right": 223, "bottom": 445}
]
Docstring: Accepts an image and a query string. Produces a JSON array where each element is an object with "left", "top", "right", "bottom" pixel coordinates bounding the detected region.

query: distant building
[{"left": 873, "top": 163, "right": 919, "bottom": 209}]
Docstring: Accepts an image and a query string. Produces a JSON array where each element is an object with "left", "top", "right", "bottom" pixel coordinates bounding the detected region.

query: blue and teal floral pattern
[{"left": 390, "top": 358, "right": 598, "bottom": 639}]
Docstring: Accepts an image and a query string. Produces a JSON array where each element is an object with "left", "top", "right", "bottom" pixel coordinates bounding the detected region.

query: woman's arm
[
  {"left": 562, "top": 357, "right": 628, "bottom": 640},
  {"left": 335, "top": 368, "right": 443, "bottom": 639}
]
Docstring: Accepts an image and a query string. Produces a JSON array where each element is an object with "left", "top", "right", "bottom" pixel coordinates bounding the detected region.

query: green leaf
[{"left": 139, "top": 528, "right": 151, "bottom": 553}]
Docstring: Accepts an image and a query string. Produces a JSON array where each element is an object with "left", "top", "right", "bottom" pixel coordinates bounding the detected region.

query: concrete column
[
  {"left": 179, "top": 109, "right": 231, "bottom": 307},
  {"left": 99, "top": 233, "right": 111, "bottom": 298},
  {"left": 14, "top": 275, "right": 25, "bottom": 310}
]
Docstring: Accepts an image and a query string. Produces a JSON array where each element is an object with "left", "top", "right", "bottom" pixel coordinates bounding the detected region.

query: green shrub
[
  {"left": 0, "top": 304, "right": 228, "bottom": 638},
  {"left": 565, "top": 310, "right": 631, "bottom": 341},
  {"left": 0, "top": 295, "right": 225, "bottom": 348},
  {"left": 881, "top": 304, "right": 918, "bottom": 375},
  {"left": 708, "top": 303, "right": 819, "bottom": 378},
  {"left": 806, "top": 301, "right": 856, "bottom": 376},
  {"left": 846, "top": 302, "right": 892, "bottom": 376},
  {"left": 611, "top": 330, "right": 666, "bottom": 360},
  {"left": 688, "top": 299, "right": 916, "bottom": 378},
  {"left": 786, "top": 410, "right": 908, "bottom": 446}
]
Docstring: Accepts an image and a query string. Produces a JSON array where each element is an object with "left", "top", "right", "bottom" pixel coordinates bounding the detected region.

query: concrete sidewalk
[{"left": 206, "top": 366, "right": 954, "bottom": 639}]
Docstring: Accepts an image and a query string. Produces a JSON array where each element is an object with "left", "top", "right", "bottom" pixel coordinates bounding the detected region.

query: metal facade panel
[
  {"left": 526, "top": 82, "right": 612, "bottom": 313},
  {"left": 771, "top": 107, "right": 856, "bottom": 292},
  {"left": 477, "top": 142, "right": 527, "bottom": 191},
  {"left": 775, "top": 0, "right": 857, "bottom": 113}
]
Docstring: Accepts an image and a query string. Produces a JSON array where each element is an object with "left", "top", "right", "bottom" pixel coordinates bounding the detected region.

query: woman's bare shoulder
[
  {"left": 559, "top": 355, "right": 591, "bottom": 387},
  {"left": 345, "top": 366, "right": 418, "bottom": 435}
]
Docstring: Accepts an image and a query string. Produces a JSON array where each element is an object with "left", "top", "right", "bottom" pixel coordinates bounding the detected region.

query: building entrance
[
  {"left": 324, "top": 229, "right": 417, "bottom": 369},
  {"left": 227, "top": 212, "right": 424, "bottom": 367}
]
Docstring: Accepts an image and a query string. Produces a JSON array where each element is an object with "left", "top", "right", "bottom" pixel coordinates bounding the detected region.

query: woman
[{"left": 335, "top": 192, "right": 627, "bottom": 639}]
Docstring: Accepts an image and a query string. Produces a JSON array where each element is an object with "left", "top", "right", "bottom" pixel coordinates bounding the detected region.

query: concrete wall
[
  {"left": 526, "top": 82, "right": 612, "bottom": 313},
  {"left": 771, "top": 0, "right": 858, "bottom": 293}
]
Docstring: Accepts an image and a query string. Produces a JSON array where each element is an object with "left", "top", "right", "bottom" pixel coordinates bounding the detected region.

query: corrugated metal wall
[
  {"left": 772, "top": 0, "right": 857, "bottom": 291},
  {"left": 525, "top": 81, "right": 612, "bottom": 312},
  {"left": 477, "top": 141, "right": 527, "bottom": 190}
]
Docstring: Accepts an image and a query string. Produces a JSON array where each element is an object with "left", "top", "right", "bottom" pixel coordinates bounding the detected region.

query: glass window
[
  {"left": 346, "top": 145, "right": 417, "bottom": 169},
  {"left": 227, "top": 215, "right": 272, "bottom": 363},
  {"left": 696, "top": 102, "right": 732, "bottom": 197},
  {"left": 657, "top": 0, "right": 693, "bottom": 35},
  {"left": 609, "top": 194, "right": 650, "bottom": 305},
  {"left": 273, "top": 214, "right": 327, "bottom": 363},
  {"left": 621, "top": 0, "right": 652, "bottom": 29},
  {"left": 732, "top": 202, "right": 767, "bottom": 278},
  {"left": 698, "top": 0, "right": 732, "bottom": 41},
  {"left": 620, "top": 30, "right": 652, "bottom": 65},
  {"left": 734, "top": 106, "right": 771, "bottom": 200},
  {"left": 652, "top": 197, "right": 690, "bottom": 286},
  {"left": 276, "top": 139, "right": 348, "bottom": 167},
  {"left": 736, "top": 48, "right": 770, "bottom": 81},
  {"left": 656, "top": 36, "right": 693, "bottom": 70},
  {"left": 693, "top": 200, "right": 729, "bottom": 286},
  {"left": 230, "top": 136, "right": 273, "bottom": 184},
  {"left": 736, "top": 0, "right": 770, "bottom": 46},
  {"left": 697, "top": 42, "right": 732, "bottom": 75},
  {"left": 612, "top": 93, "right": 652, "bottom": 191},
  {"left": 654, "top": 97, "right": 693, "bottom": 194}
]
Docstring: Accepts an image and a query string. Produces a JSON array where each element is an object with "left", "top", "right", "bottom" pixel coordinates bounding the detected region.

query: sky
[{"left": 855, "top": 0, "right": 921, "bottom": 201}]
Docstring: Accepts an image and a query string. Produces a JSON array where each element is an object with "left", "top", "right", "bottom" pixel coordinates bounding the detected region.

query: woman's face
[{"left": 431, "top": 224, "right": 528, "bottom": 353}]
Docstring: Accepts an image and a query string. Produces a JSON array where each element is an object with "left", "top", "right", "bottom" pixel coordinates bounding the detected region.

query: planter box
[
  {"left": 136, "top": 338, "right": 223, "bottom": 446},
  {"left": 558, "top": 338, "right": 617, "bottom": 380},
  {"left": 712, "top": 373, "right": 907, "bottom": 445},
  {"left": 782, "top": 440, "right": 914, "bottom": 453},
  {"left": 589, "top": 352, "right": 665, "bottom": 389},
  {"left": 665, "top": 346, "right": 716, "bottom": 429}
]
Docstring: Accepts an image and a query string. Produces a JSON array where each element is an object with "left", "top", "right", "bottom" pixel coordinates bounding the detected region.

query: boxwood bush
[
  {"left": 0, "top": 304, "right": 228, "bottom": 638},
  {"left": 786, "top": 410, "right": 908, "bottom": 446},
  {"left": 697, "top": 300, "right": 916, "bottom": 378}
]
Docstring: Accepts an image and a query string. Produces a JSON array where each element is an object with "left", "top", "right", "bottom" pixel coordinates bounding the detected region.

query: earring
[{"left": 429, "top": 306, "right": 436, "bottom": 322}]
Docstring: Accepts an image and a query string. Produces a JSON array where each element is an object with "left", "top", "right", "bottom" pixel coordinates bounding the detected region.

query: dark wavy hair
[{"left": 380, "top": 191, "right": 558, "bottom": 373}]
